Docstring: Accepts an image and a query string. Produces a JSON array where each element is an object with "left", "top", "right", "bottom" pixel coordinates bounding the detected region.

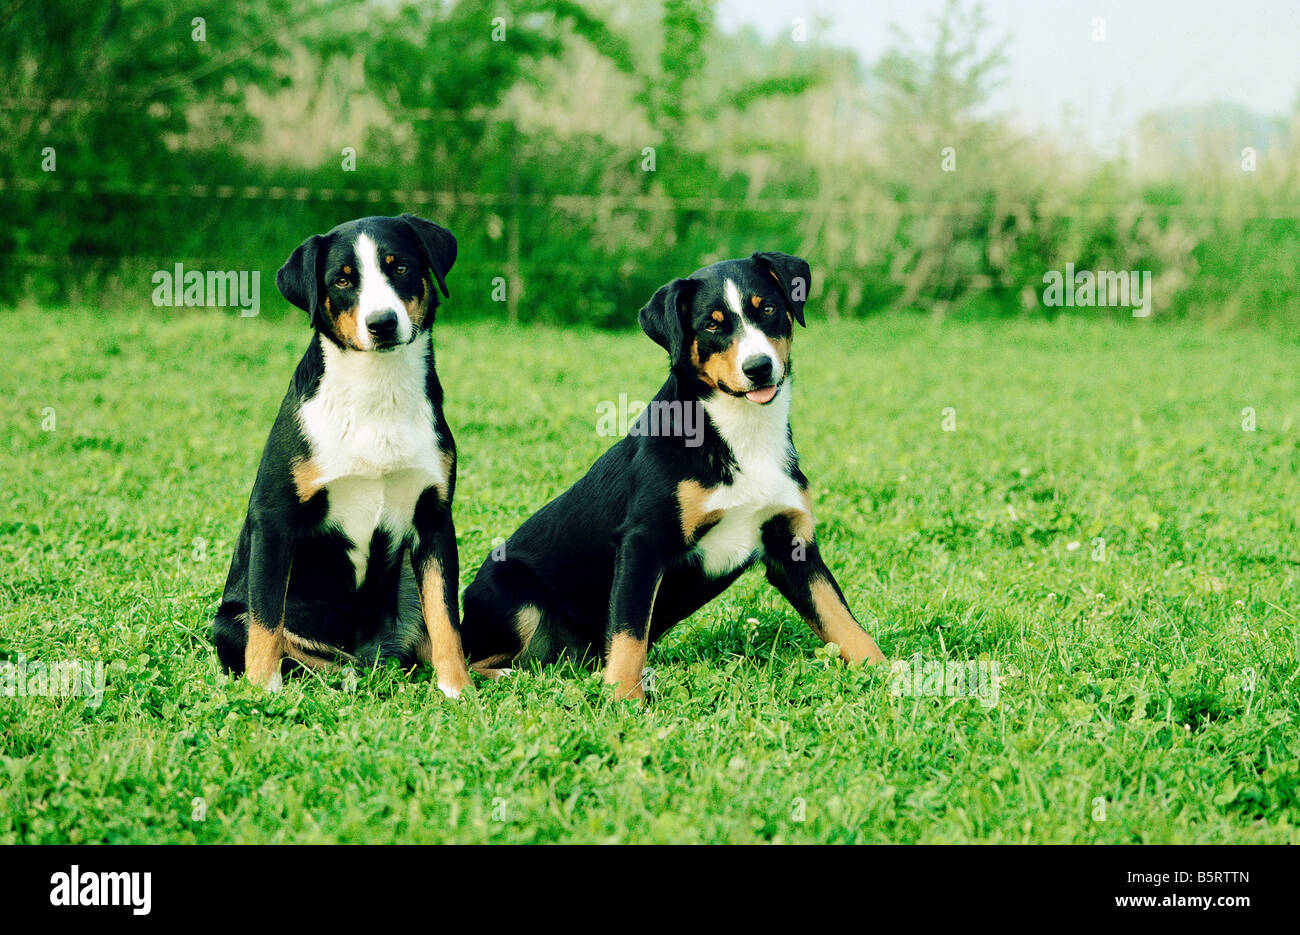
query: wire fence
[
  {"left": 6, "top": 175, "right": 1300, "bottom": 219},
  {"left": 7, "top": 91, "right": 1298, "bottom": 323},
  {"left": 5, "top": 169, "right": 1292, "bottom": 320}
]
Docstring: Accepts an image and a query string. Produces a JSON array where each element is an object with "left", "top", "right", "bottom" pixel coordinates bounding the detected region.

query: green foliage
[
  {"left": 3, "top": 0, "right": 1297, "bottom": 328},
  {"left": 1, "top": 310, "right": 1297, "bottom": 842},
  {"left": 0, "top": 0, "right": 303, "bottom": 300},
  {"left": 651, "top": 0, "right": 713, "bottom": 132}
]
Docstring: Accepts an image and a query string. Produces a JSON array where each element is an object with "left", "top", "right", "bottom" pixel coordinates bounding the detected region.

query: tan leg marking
[
  {"left": 465, "top": 605, "right": 537, "bottom": 676},
  {"left": 779, "top": 489, "right": 815, "bottom": 543},
  {"left": 604, "top": 632, "right": 649, "bottom": 702},
  {"left": 245, "top": 551, "right": 294, "bottom": 690},
  {"left": 470, "top": 653, "right": 514, "bottom": 669},
  {"left": 603, "top": 578, "right": 661, "bottom": 702},
  {"left": 807, "top": 578, "right": 886, "bottom": 665},
  {"left": 677, "top": 479, "right": 724, "bottom": 545},
  {"left": 283, "top": 631, "right": 354, "bottom": 670},
  {"left": 419, "top": 561, "right": 471, "bottom": 697},
  {"left": 779, "top": 509, "right": 815, "bottom": 543},
  {"left": 290, "top": 456, "right": 324, "bottom": 503},
  {"left": 469, "top": 657, "right": 515, "bottom": 680},
  {"left": 245, "top": 615, "right": 285, "bottom": 689}
]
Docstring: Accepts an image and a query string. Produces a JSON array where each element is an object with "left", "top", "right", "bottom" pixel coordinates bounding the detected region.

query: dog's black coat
[{"left": 460, "top": 252, "right": 885, "bottom": 697}]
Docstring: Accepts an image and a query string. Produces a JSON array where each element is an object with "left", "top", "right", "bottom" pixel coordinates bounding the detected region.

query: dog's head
[
  {"left": 276, "top": 214, "right": 457, "bottom": 352},
  {"left": 639, "top": 252, "right": 811, "bottom": 404}
]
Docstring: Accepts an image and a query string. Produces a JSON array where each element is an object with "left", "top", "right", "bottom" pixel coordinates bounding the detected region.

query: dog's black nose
[
  {"left": 367, "top": 310, "right": 399, "bottom": 341},
  {"left": 742, "top": 355, "right": 774, "bottom": 385}
]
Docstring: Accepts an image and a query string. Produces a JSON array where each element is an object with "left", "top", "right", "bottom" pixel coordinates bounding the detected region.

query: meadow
[{"left": 1, "top": 309, "right": 1297, "bottom": 843}]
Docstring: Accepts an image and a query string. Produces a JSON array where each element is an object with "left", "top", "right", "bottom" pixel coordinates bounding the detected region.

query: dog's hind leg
[
  {"left": 282, "top": 631, "right": 357, "bottom": 673},
  {"left": 470, "top": 603, "right": 552, "bottom": 680},
  {"left": 462, "top": 558, "right": 565, "bottom": 675},
  {"left": 461, "top": 581, "right": 524, "bottom": 667}
]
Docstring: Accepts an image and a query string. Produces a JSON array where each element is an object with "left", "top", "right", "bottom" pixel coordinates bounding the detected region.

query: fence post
[{"left": 507, "top": 119, "right": 521, "bottom": 325}]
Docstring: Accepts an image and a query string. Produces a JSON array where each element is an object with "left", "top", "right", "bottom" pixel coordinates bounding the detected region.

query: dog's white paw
[
  {"left": 437, "top": 682, "right": 462, "bottom": 700},
  {"left": 266, "top": 671, "right": 283, "bottom": 693}
]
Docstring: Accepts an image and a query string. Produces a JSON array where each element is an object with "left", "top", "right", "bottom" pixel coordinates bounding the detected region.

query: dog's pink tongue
[{"left": 745, "top": 385, "right": 778, "bottom": 404}]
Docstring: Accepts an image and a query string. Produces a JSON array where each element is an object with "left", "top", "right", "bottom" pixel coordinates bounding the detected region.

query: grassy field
[{"left": 2, "top": 309, "right": 1298, "bottom": 844}]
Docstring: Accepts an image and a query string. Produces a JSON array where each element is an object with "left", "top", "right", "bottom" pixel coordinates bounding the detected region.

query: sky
[{"left": 718, "top": 0, "right": 1300, "bottom": 153}]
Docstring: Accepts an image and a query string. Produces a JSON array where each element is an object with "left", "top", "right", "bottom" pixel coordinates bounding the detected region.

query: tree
[{"left": 0, "top": 0, "right": 304, "bottom": 299}]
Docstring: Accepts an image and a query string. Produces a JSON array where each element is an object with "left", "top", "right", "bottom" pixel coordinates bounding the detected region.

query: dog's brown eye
[
  {"left": 705, "top": 321, "right": 720, "bottom": 332},
  {"left": 334, "top": 277, "right": 350, "bottom": 288},
  {"left": 763, "top": 305, "right": 775, "bottom": 316},
  {"left": 395, "top": 265, "right": 408, "bottom": 275}
]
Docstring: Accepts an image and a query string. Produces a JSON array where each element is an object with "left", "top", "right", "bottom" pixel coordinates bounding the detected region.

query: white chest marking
[
  {"left": 693, "top": 384, "right": 804, "bottom": 577},
  {"left": 297, "top": 336, "right": 446, "bottom": 585}
]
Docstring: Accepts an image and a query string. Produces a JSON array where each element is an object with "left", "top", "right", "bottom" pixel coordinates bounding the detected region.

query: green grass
[{"left": 2, "top": 309, "right": 1298, "bottom": 843}]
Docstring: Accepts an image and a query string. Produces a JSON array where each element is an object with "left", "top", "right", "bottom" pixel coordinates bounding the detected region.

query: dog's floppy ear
[
  {"left": 277, "top": 234, "right": 328, "bottom": 325},
  {"left": 400, "top": 213, "right": 456, "bottom": 298},
  {"left": 752, "top": 251, "right": 812, "bottom": 327},
  {"left": 639, "top": 277, "right": 699, "bottom": 365}
]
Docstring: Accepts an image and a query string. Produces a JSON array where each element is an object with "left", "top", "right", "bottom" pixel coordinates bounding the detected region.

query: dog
[
  {"left": 459, "top": 252, "right": 887, "bottom": 700},
  {"left": 212, "top": 213, "right": 473, "bottom": 698}
]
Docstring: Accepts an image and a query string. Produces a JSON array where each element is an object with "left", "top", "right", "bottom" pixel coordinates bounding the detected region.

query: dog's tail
[{"left": 212, "top": 602, "right": 248, "bottom": 674}]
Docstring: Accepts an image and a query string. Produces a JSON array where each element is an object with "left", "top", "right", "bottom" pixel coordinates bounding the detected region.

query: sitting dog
[
  {"left": 212, "top": 214, "right": 472, "bottom": 698},
  {"left": 459, "top": 252, "right": 887, "bottom": 699}
]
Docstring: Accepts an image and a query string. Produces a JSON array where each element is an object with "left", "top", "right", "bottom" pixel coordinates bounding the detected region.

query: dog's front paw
[
  {"left": 246, "top": 669, "right": 283, "bottom": 692},
  {"left": 436, "top": 666, "right": 471, "bottom": 699}
]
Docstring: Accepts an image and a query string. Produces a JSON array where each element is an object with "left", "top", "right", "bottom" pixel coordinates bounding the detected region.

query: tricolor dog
[
  {"left": 212, "top": 214, "right": 473, "bottom": 697},
  {"left": 460, "top": 252, "right": 887, "bottom": 700}
]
